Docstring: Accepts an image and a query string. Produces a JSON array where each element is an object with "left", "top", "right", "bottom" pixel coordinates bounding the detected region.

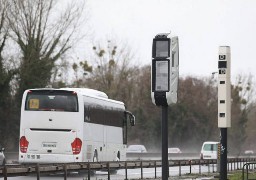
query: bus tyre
[
  {"left": 93, "top": 150, "right": 98, "bottom": 162},
  {"left": 110, "top": 151, "right": 120, "bottom": 175}
]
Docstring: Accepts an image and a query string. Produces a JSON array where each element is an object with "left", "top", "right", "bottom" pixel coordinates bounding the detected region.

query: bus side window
[
  {"left": 84, "top": 105, "right": 90, "bottom": 122},
  {"left": 123, "top": 112, "right": 127, "bottom": 144}
]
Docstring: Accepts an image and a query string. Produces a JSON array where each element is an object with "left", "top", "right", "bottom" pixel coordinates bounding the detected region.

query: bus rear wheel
[
  {"left": 116, "top": 151, "right": 120, "bottom": 161},
  {"left": 93, "top": 150, "right": 98, "bottom": 162}
]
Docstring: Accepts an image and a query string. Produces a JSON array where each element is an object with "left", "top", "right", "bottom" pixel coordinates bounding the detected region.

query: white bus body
[{"left": 19, "top": 88, "right": 134, "bottom": 164}]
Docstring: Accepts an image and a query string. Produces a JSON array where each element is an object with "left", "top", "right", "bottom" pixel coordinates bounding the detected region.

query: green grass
[
  {"left": 228, "top": 171, "right": 256, "bottom": 180},
  {"left": 176, "top": 170, "right": 256, "bottom": 180}
]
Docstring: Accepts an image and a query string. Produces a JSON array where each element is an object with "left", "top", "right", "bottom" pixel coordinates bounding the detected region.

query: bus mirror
[
  {"left": 125, "top": 111, "right": 135, "bottom": 126},
  {"left": 130, "top": 114, "right": 135, "bottom": 126}
]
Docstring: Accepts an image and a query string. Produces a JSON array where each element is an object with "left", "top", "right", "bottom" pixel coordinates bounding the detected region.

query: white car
[
  {"left": 168, "top": 147, "right": 182, "bottom": 153},
  {"left": 200, "top": 141, "right": 219, "bottom": 160},
  {"left": 0, "top": 147, "right": 6, "bottom": 165},
  {"left": 127, "top": 145, "right": 147, "bottom": 153},
  {"left": 244, "top": 150, "right": 254, "bottom": 155}
]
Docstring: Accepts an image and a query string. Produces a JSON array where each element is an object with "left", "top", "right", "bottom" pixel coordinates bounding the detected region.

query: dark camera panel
[
  {"left": 218, "top": 61, "right": 227, "bottom": 68},
  {"left": 152, "top": 39, "right": 170, "bottom": 58},
  {"left": 219, "top": 113, "right": 225, "bottom": 117},
  {"left": 220, "top": 100, "right": 225, "bottom": 104}
]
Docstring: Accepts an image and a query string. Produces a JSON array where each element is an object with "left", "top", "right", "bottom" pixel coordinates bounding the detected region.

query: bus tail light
[
  {"left": 71, "top": 138, "right": 82, "bottom": 155},
  {"left": 20, "top": 136, "right": 29, "bottom": 153}
]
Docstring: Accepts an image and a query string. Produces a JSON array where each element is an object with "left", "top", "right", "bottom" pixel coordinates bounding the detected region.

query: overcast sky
[{"left": 77, "top": 0, "right": 256, "bottom": 79}]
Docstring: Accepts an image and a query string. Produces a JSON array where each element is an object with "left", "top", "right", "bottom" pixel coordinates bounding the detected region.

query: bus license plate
[{"left": 42, "top": 142, "right": 57, "bottom": 148}]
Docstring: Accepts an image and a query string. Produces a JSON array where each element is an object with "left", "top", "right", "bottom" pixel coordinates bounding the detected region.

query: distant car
[
  {"left": 168, "top": 147, "right": 182, "bottom": 153},
  {"left": 244, "top": 150, "right": 254, "bottom": 155},
  {"left": 0, "top": 146, "right": 6, "bottom": 165},
  {"left": 127, "top": 145, "right": 147, "bottom": 153},
  {"left": 200, "top": 141, "right": 219, "bottom": 160}
]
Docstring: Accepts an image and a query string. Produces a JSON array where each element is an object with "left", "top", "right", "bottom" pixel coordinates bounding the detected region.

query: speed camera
[{"left": 151, "top": 33, "right": 179, "bottom": 106}]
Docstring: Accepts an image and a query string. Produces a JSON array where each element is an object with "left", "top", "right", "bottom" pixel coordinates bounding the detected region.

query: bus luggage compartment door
[{"left": 24, "top": 128, "right": 76, "bottom": 155}]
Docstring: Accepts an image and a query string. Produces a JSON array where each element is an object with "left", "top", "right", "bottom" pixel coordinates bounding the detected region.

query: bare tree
[
  {"left": 0, "top": 0, "right": 9, "bottom": 146},
  {"left": 0, "top": 0, "right": 8, "bottom": 63},
  {"left": 84, "top": 40, "right": 138, "bottom": 106},
  {"left": 7, "top": 0, "right": 86, "bottom": 102},
  {"left": 228, "top": 74, "right": 254, "bottom": 155},
  {"left": 0, "top": 0, "right": 18, "bottom": 148}
]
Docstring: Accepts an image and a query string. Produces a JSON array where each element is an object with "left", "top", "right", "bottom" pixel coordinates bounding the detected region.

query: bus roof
[
  {"left": 61, "top": 88, "right": 125, "bottom": 107},
  {"left": 61, "top": 88, "right": 108, "bottom": 99}
]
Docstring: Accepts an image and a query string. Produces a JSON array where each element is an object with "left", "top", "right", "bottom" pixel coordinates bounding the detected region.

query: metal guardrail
[
  {"left": 4, "top": 152, "right": 200, "bottom": 162},
  {"left": 0, "top": 159, "right": 213, "bottom": 179},
  {"left": 1, "top": 158, "right": 256, "bottom": 180},
  {"left": 4, "top": 151, "right": 255, "bottom": 162},
  {"left": 126, "top": 152, "right": 199, "bottom": 160}
]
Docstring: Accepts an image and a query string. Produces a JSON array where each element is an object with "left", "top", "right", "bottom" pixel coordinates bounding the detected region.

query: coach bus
[{"left": 19, "top": 88, "right": 135, "bottom": 164}]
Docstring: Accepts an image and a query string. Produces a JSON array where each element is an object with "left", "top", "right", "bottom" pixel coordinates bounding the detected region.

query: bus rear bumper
[{"left": 19, "top": 153, "right": 82, "bottom": 163}]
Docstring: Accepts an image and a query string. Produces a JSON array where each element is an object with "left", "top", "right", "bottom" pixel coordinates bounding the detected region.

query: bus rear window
[{"left": 25, "top": 90, "right": 78, "bottom": 112}]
